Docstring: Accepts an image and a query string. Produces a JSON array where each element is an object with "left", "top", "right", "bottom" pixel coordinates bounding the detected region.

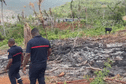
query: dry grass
[{"left": 92, "top": 29, "right": 126, "bottom": 44}]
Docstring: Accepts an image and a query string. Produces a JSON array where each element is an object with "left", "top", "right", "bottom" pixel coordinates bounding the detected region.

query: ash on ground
[{"left": 1, "top": 38, "right": 126, "bottom": 82}]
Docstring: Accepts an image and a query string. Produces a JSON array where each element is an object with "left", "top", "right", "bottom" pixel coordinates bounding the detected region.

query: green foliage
[
  {"left": 90, "top": 58, "right": 112, "bottom": 84},
  {"left": 64, "top": 81, "right": 67, "bottom": 84},
  {"left": 52, "top": 0, "right": 123, "bottom": 18},
  {"left": 0, "top": 33, "right": 5, "bottom": 40},
  {"left": 83, "top": 75, "right": 90, "bottom": 82},
  {"left": 91, "top": 70, "right": 107, "bottom": 84},
  {"left": 0, "top": 23, "right": 24, "bottom": 47},
  {"left": 15, "top": 38, "right": 24, "bottom": 46},
  {"left": 0, "top": 22, "right": 125, "bottom": 47},
  {"left": 107, "top": 1, "right": 124, "bottom": 24},
  {"left": 0, "top": 38, "right": 23, "bottom": 47},
  {"left": 6, "top": 23, "right": 24, "bottom": 39},
  {"left": 80, "top": 19, "right": 86, "bottom": 24},
  {"left": 12, "top": 15, "right": 15, "bottom": 19},
  {"left": 0, "top": 39, "right": 8, "bottom": 47},
  {"left": 58, "top": 19, "right": 60, "bottom": 23},
  {"left": 28, "top": 15, "right": 35, "bottom": 21},
  {"left": 54, "top": 28, "right": 59, "bottom": 35}
]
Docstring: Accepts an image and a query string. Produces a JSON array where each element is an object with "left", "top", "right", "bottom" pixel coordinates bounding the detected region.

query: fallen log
[
  {"left": 58, "top": 72, "right": 65, "bottom": 77},
  {"left": 76, "top": 60, "right": 88, "bottom": 66},
  {"left": 0, "top": 70, "right": 7, "bottom": 75},
  {"left": 54, "top": 55, "right": 61, "bottom": 61},
  {"left": 56, "top": 59, "right": 63, "bottom": 63},
  {"left": 47, "top": 61, "right": 56, "bottom": 64},
  {"left": 86, "top": 67, "right": 102, "bottom": 71},
  {"left": 57, "top": 78, "right": 93, "bottom": 84},
  {"left": 45, "top": 67, "right": 58, "bottom": 73}
]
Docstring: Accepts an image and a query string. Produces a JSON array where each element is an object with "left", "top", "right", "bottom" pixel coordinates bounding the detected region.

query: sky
[{"left": 2, "top": 0, "right": 71, "bottom": 15}]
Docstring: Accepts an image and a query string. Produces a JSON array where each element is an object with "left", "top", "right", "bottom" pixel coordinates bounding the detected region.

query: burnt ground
[{"left": 1, "top": 30, "right": 126, "bottom": 84}]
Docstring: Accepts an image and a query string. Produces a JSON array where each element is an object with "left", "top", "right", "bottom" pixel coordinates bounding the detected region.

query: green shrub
[
  {"left": 0, "top": 33, "right": 5, "bottom": 40},
  {"left": 80, "top": 19, "right": 86, "bottom": 24},
  {"left": 54, "top": 28, "right": 59, "bottom": 35},
  {"left": 0, "top": 39, "right": 8, "bottom": 47},
  {"left": 90, "top": 58, "right": 113, "bottom": 84},
  {"left": 58, "top": 19, "right": 60, "bottom": 23}
]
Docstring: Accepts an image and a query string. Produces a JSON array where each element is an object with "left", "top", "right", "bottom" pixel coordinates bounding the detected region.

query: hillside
[{"left": 52, "top": 0, "right": 124, "bottom": 18}]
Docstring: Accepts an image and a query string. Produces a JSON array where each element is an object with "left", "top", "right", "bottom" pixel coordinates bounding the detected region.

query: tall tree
[
  {"left": 77, "top": 0, "right": 81, "bottom": 28},
  {"left": 0, "top": 0, "right": 6, "bottom": 37},
  {"left": 70, "top": 0, "right": 74, "bottom": 21},
  {"left": 30, "top": 0, "right": 48, "bottom": 39},
  {"left": 70, "top": 0, "right": 75, "bottom": 31},
  {"left": 49, "top": 8, "right": 54, "bottom": 29}
]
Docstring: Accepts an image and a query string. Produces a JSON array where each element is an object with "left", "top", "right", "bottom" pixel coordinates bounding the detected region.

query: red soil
[
  {"left": 46, "top": 22, "right": 86, "bottom": 30},
  {"left": 0, "top": 76, "right": 92, "bottom": 84},
  {"left": 57, "top": 79, "right": 92, "bottom": 84},
  {"left": 0, "top": 76, "right": 30, "bottom": 84}
]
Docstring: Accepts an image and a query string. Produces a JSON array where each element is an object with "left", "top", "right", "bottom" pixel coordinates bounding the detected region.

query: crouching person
[{"left": 4, "top": 38, "right": 23, "bottom": 84}]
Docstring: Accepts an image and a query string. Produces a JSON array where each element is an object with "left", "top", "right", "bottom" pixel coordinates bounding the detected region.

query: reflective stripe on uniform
[
  {"left": 31, "top": 45, "right": 49, "bottom": 49},
  {"left": 13, "top": 52, "right": 22, "bottom": 57},
  {"left": 17, "top": 77, "right": 21, "bottom": 80}
]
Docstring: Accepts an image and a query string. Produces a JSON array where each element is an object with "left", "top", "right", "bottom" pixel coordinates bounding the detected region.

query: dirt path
[
  {"left": 0, "top": 76, "right": 30, "bottom": 84},
  {"left": 0, "top": 75, "right": 91, "bottom": 84}
]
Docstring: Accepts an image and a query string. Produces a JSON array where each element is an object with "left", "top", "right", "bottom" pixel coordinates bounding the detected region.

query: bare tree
[
  {"left": 17, "top": 14, "right": 21, "bottom": 22},
  {"left": 49, "top": 8, "right": 54, "bottom": 29},
  {"left": 70, "top": 0, "right": 74, "bottom": 21},
  {"left": 24, "top": 22, "right": 32, "bottom": 47},
  {"left": 70, "top": 0, "right": 75, "bottom": 31},
  {"left": 38, "top": 0, "right": 48, "bottom": 39},
  {"left": 85, "top": 7, "right": 88, "bottom": 26},
  {"left": 0, "top": 0, "right": 6, "bottom": 37},
  {"left": 77, "top": 0, "right": 81, "bottom": 28},
  {"left": 29, "top": 0, "right": 48, "bottom": 39},
  {"left": 21, "top": 10, "right": 25, "bottom": 19}
]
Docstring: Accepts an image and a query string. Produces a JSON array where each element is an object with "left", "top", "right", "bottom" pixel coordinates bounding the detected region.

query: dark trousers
[
  {"left": 9, "top": 62, "right": 22, "bottom": 84},
  {"left": 29, "top": 63, "right": 46, "bottom": 84}
]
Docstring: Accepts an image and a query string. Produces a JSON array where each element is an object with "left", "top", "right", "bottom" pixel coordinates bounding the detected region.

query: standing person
[
  {"left": 4, "top": 38, "right": 23, "bottom": 84},
  {"left": 22, "top": 28, "right": 51, "bottom": 84}
]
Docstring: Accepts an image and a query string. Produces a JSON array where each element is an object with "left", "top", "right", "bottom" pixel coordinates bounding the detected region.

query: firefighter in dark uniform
[
  {"left": 22, "top": 28, "right": 52, "bottom": 84},
  {"left": 4, "top": 38, "right": 23, "bottom": 84}
]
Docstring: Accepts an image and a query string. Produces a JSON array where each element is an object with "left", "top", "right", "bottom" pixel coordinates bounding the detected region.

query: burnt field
[{"left": 1, "top": 36, "right": 126, "bottom": 83}]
